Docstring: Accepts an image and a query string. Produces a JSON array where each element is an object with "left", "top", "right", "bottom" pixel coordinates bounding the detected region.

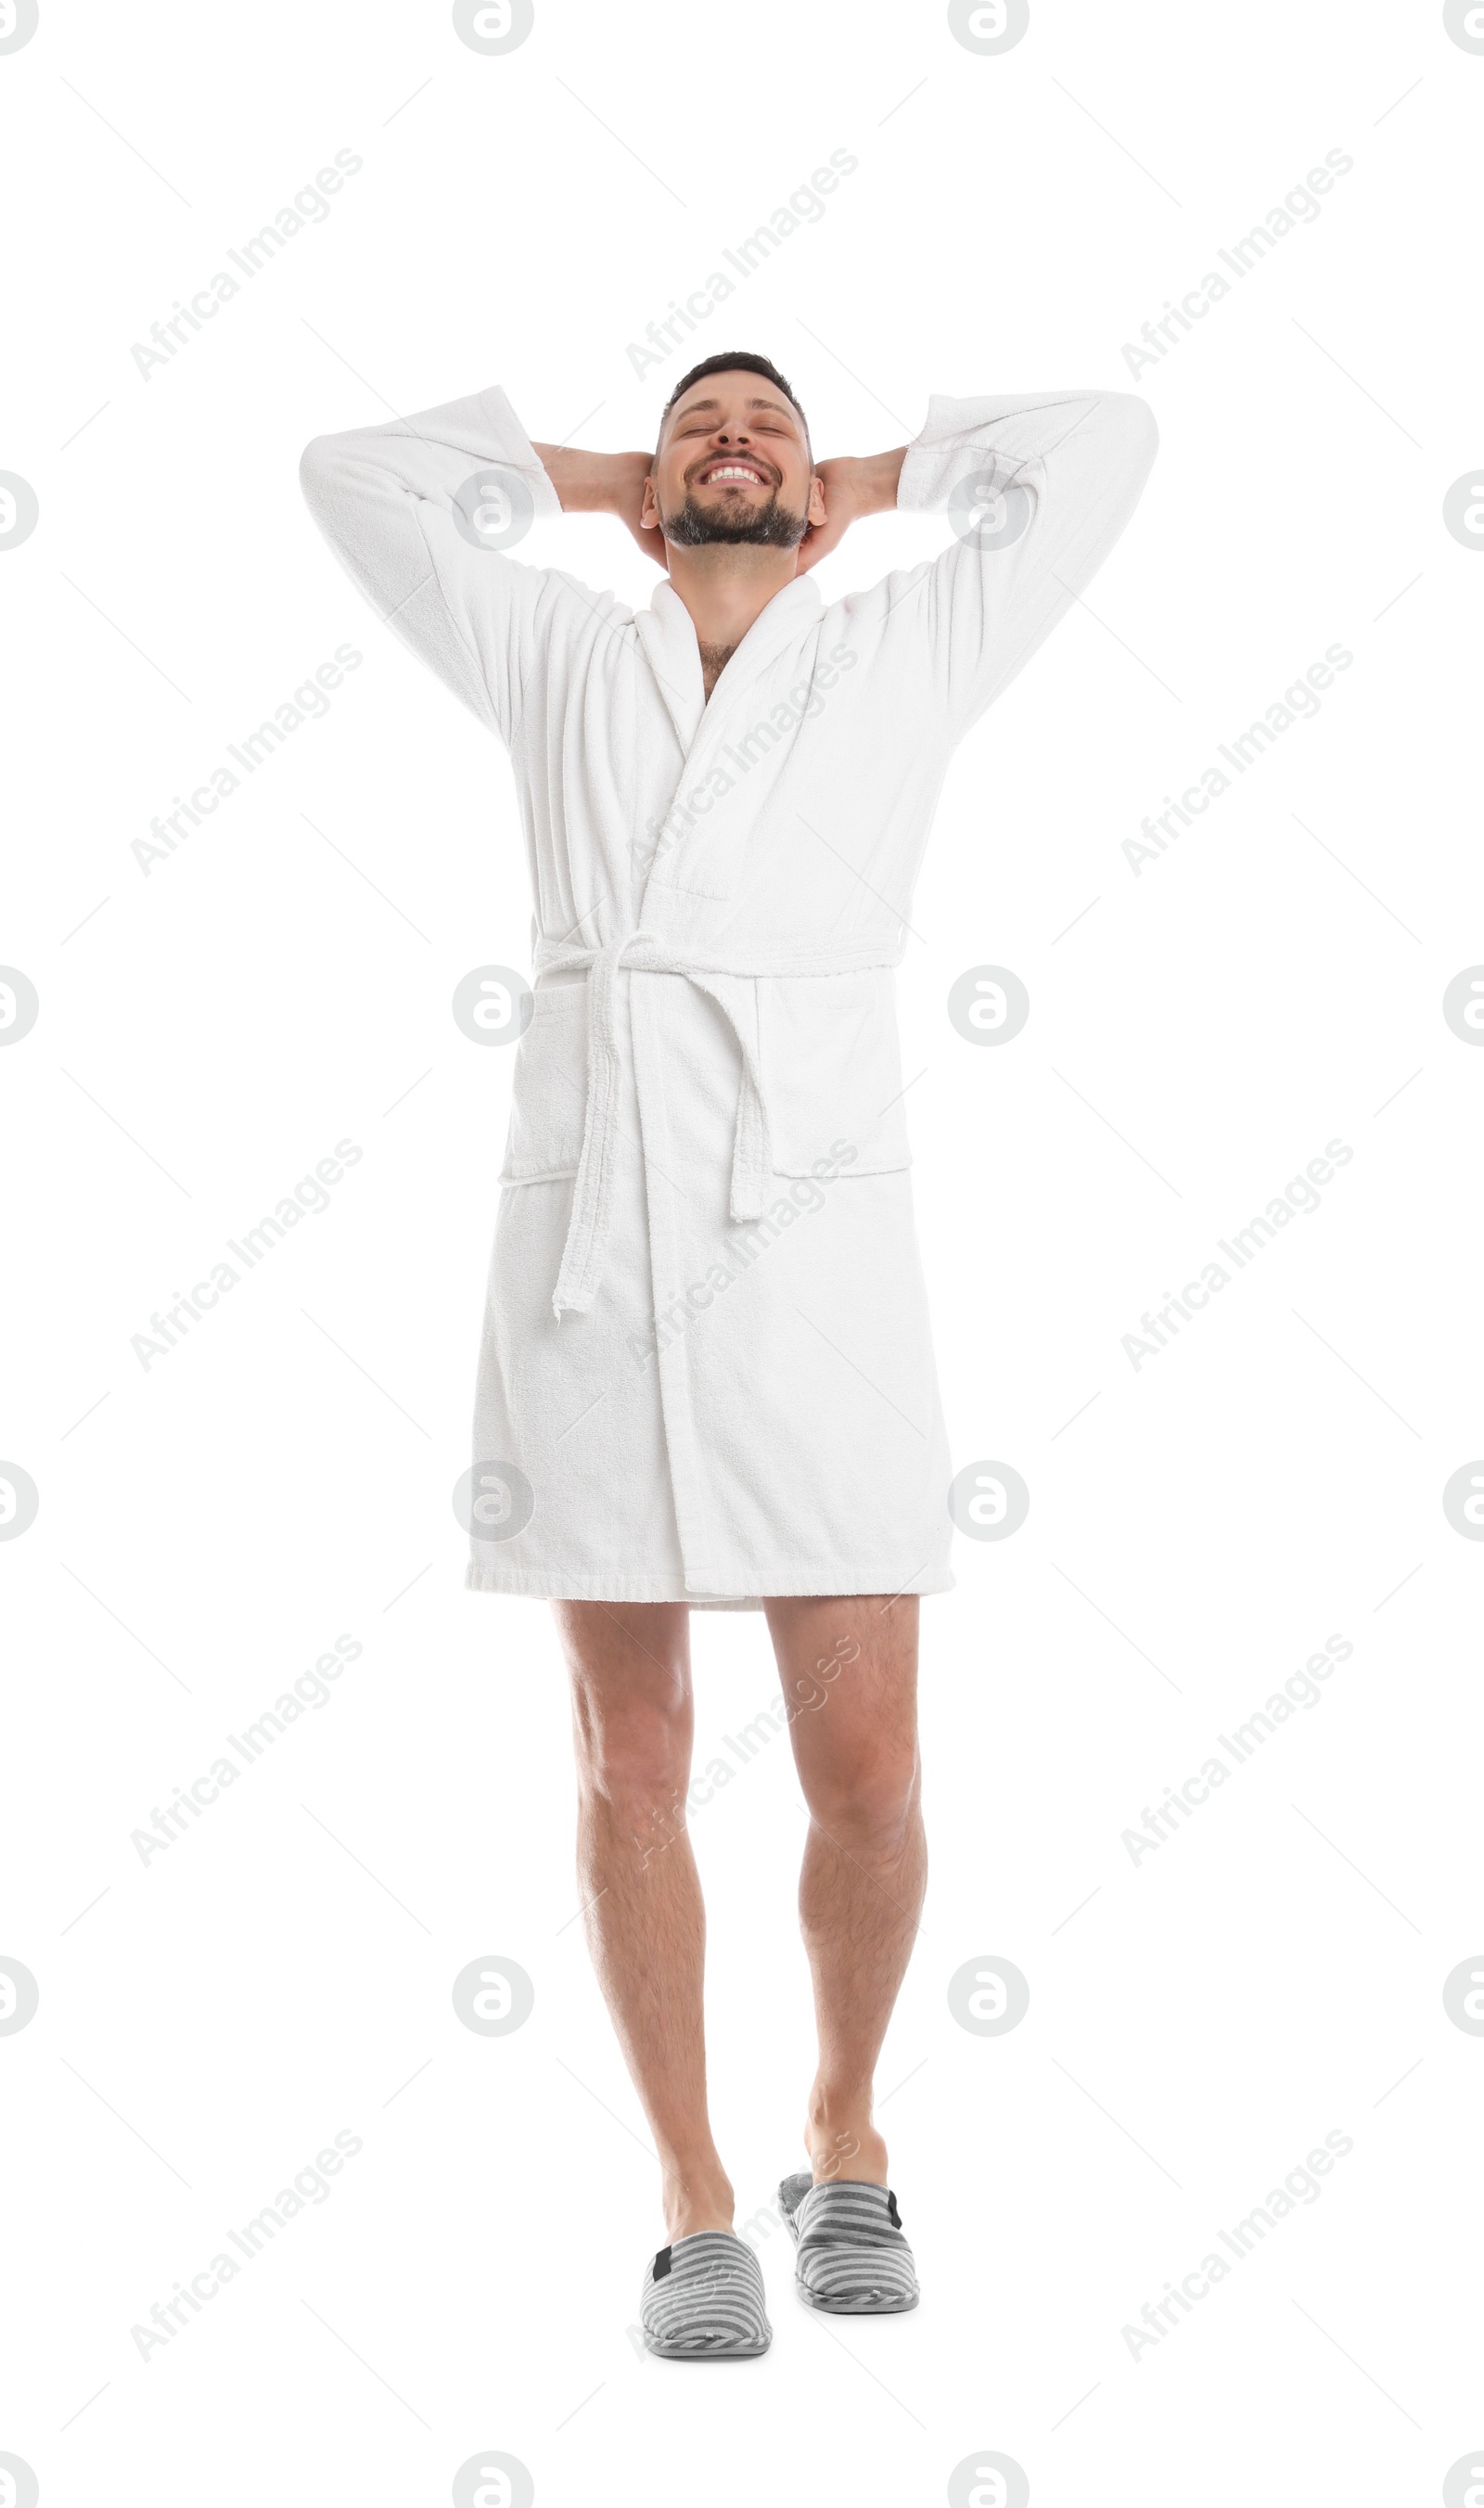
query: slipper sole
[
  {"left": 792, "top": 2278, "right": 919, "bottom": 2314},
  {"left": 642, "top": 2332, "right": 771, "bottom": 2357}
]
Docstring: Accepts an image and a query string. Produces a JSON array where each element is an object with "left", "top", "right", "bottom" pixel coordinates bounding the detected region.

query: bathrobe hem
[{"left": 464, "top": 1565, "right": 956, "bottom": 1606}]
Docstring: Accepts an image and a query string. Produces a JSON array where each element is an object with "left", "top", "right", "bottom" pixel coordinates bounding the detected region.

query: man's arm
[
  {"left": 300, "top": 386, "right": 599, "bottom": 740},
  {"left": 886, "top": 390, "right": 1158, "bottom": 736},
  {"left": 792, "top": 395, "right": 1158, "bottom": 737}
]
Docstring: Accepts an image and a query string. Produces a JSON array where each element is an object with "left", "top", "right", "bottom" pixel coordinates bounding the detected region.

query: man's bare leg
[
  {"left": 764, "top": 1594, "right": 925, "bottom": 2187},
  {"left": 553, "top": 1599, "right": 735, "bottom": 2241}
]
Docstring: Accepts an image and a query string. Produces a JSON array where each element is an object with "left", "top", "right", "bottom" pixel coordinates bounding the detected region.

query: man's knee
[
  {"left": 803, "top": 1743, "right": 919, "bottom": 1854},
  {"left": 571, "top": 1675, "right": 690, "bottom": 1815}
]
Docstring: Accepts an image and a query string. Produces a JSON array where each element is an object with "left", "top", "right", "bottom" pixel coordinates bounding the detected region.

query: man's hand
[
  {"left": 531, "top": 445, "right": 668, "bottom": 569},
  {"left": 796, "top": 449, "right": 907, "bottom": 576},
  {"left": 532, "top": 440, "right": 907, "bottom": 578}
]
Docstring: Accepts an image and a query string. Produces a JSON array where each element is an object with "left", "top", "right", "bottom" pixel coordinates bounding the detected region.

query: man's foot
[
  {"left": 777, "top": 2173, "right": 920, "bottom": 2313},
  {"left": 640, "top": 2231, "right": 772, "bottom": 2358}
]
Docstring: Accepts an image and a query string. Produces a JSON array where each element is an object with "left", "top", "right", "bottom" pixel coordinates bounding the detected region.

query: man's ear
[
  {"left": 808, "top": 471, "right": 828, "bottom": 525},
  {"left": 640, "top": 472, "right": 659, "bottom": 528}
]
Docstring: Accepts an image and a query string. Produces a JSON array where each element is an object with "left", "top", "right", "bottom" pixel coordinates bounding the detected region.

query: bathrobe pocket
[
  {"left": 762, "top": 971, "right": 912, "bottom": 1178},
  {"left": 498, "top": 982, "right": 589, "bottom": 1183}
]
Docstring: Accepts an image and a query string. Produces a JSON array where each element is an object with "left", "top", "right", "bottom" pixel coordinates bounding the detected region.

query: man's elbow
[
  {"left": 1107, "top": 391, "right": 1159, "bottom": 472},
  {"left": 298, "top": 435, "right": 339, "bottom": 515}
]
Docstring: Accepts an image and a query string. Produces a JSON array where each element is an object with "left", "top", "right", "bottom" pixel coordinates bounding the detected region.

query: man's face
[{"left": 644, "top": 372, "right": 825, "bottom": 549}]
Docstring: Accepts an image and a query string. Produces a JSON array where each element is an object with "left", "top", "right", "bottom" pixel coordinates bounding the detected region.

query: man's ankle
[
  {"left": 661, "top": 2166, "right": 736, "bottom": 2241},
  {"left": 804, "top": 2096, "right": 889, "bottom": 2185}
]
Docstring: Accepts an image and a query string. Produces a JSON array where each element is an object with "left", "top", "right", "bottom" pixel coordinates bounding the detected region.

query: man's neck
[{"left": 661, "top": 542, "right": 800, "bottom": 699}]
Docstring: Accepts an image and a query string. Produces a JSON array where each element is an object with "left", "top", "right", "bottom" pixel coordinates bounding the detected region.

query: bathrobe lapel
[
  {"left": 631, "top": 580, "right": 706, "bottom": 754},
  {"left": 633, "top": 575, "right": 822, "bottom": 911}
]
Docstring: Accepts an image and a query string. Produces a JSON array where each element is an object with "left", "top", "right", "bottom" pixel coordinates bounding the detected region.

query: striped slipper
[
  {"left": 640, "top": 2230, "right": 772, "bottom": 2359},
  {"left": 778, "top": 2173, "right": 920, "bottom": 2313}
]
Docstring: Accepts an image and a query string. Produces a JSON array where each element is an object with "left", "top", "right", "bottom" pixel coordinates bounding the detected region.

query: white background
[{"left": 3, "top": 1, "right": 1483, "bottom": 2502}]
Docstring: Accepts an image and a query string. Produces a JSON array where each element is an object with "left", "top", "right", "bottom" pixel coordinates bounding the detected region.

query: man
[{"left": 301, "top": 353, "right": 1157, "bottom": 2356}]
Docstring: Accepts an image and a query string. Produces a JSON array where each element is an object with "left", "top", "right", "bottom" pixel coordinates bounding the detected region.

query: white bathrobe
[{"left": 300, "top": 381, "right": 1157, "bottom": 1606}]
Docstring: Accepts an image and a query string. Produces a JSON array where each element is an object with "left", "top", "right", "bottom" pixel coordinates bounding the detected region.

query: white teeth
[{"left": 705, "top": 465, "right": 762, "bottom": 484}]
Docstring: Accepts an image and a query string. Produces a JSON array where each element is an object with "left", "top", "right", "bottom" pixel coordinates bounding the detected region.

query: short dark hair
[{"left": 659, "top": 352, "right": 810, "bottom": 453}]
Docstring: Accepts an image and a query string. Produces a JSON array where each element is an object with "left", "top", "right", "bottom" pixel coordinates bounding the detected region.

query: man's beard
[{"left": 660, "top": 488, "right": 808, "bottom": 550}]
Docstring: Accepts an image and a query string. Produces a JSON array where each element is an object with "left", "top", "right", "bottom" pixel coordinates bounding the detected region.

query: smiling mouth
[{"left": 695, "top": 457, "right": 773, "bottom": 490}]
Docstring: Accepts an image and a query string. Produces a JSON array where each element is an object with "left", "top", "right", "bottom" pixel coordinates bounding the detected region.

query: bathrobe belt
[{"left": 533, "top": 930, "right": 774, "bottom": 1321}]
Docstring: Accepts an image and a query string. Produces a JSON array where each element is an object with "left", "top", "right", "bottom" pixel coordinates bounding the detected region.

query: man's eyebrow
[{"left": 671, "top": 394, "right": 799, "bottom": 422}]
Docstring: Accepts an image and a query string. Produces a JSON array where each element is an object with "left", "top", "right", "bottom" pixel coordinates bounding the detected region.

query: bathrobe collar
[{"left": 633, "top": 573, "right": 824, "bottom": 755}]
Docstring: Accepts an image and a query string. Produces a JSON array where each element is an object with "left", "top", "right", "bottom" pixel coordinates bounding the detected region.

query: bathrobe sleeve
[
  {"left": 889, "top": 390, "right": 1158, "bottom": 742},
  {"left": 299, "top": 384, "right": 600, "bottom": 743}
]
